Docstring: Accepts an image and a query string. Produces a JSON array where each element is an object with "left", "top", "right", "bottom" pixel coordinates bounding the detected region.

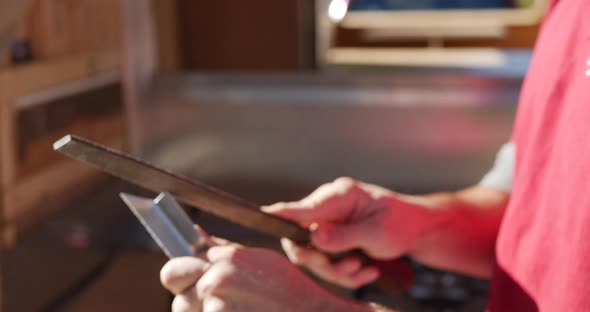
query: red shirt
[{"left": 488, "top": 0, "right": 590, "bottom": 310}]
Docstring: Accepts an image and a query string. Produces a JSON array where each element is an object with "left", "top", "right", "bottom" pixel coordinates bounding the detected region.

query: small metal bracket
[{"left": 120, "top": 192, "right": 207, "bottom": 258}]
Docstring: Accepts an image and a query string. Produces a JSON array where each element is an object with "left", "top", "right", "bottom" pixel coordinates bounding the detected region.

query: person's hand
[
  {"left": 160, "top": 240, "right": 372, "bottom": 312},
  {"left": 263, "top": 177, "right": 443, "bottom": 289}
]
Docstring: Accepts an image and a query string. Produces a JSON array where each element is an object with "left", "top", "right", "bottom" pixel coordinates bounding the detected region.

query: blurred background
[{"left": 0, "top": 0, "right": 545, "bottom": 311}]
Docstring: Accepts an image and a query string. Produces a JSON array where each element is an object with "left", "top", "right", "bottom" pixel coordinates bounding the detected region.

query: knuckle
[
  {"left": 207, "top": 245, "right": 239, "bottom": 262},
  {"left": 272, "top": 201, "right": 288, "bottom": 207},
  {"left": 196, "top": 261, "right": 236, "bottom": 297},
  {"left": 336, "top": 277, "right": 356, "bottom": 289},
  {"left": 315, "top": 269, "right": 354, "bottom": 288},
  {"left": 313, "top": 182, "right": 334, "bottom": 195},
  {"left": 309, "top": 266, "right": 336, "bottom": 281},
  {"left": 160, "top": 258, "right": 207, "bottom": 290},
  {"left": 333, "top": 177, "right": 357, "bottom": 190},
  {"left": 291, "top": 249, "right": 309, "bottom": 265},
  {"left": 204, "top": 297, "right": 234, "bottom": 312},
  {"left": 345, "top": 279, "right": 362, "bottom": 289}
]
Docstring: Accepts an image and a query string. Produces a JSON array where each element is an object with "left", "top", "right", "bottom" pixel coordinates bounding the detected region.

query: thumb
[
  {"left": 311, "top": 222, "right": 375, "bottom": 254},
  {"left": 262, "top": 196, "right": 356, "bottom": 227},
  {"left": 262, "top": 179, "right": 362, "bottom": 225},
  {"left": 262, "top": 202, "right": 318, "bottom": 226}
]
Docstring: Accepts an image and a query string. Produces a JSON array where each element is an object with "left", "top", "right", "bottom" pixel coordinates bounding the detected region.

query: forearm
[{"left": 401, "top": 185, "right": 509, "bottom": 278}]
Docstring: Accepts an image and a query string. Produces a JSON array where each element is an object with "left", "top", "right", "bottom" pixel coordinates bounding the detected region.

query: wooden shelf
[
  {"left": 14, "top": 70, "right": 120, "bottom": 111},
  {"left": 2, "top": 134, "right": 125, "bottom": 225},
  {"left": 0, "top": 50, "right": 122, "bottom": 187},
  {"left": 0, "top": 50, "right": 120, "bottom": 99},
  {"left": 17, "top": 114, "right": 126, "bottom": 180},
  {"left": 326, "top": 47, "right": 507, "bottom": 68}
]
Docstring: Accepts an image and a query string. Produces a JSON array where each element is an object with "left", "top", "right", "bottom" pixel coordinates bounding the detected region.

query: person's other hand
[
  {"left": 160, "top": 241, "right": 370, "bottom": 312},
  {"left": 263, "top": 177, "right": 442, "bottom": 289}
]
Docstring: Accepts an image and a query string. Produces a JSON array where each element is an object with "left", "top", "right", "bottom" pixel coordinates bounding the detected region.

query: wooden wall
[
  {"left": 0, "top": 0, "right": 125, "bottom": 247},
  {"left": 177, "top": 0, "right": 314, "bottom": 71}
]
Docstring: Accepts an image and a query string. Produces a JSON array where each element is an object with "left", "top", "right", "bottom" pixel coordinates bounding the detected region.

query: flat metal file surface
[
  {"left": 53, "top": 135, "right": 309, "bottom": 244},
  {"left": 120, "top": 192, "right": 203, "bottom": 258}
]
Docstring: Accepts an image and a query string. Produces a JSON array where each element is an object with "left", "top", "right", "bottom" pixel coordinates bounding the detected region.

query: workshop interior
[{"left": 0, "top": 0, "right": 544, "bottom": 311}]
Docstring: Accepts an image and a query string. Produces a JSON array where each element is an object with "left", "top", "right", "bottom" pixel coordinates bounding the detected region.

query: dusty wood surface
[{"left": 0, "top": 51, "right": 120, "bottom": 99}]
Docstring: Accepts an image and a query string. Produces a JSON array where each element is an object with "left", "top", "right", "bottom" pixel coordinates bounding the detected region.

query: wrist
[{"left": 392, "top": 193, "right": 456, "bottom": 257}]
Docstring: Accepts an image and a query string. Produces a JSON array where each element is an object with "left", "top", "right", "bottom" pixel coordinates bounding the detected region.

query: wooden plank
[
  {"left": 152, "top": 0, "right": 180, "bottom": 72},
  {"left": 121, "top": 0, "right": 158, "bottom": 154},
  {"left": 0, "top": 97, "right": 16, "bottom": 187},
  {"left": 2, "top": 134, "right": 124, "bottom": 224},
  {"left": 63, "top": 252, "right": 169, "bottom": 312},
  {"left": 24, "top": 0, "right": 122, "bottom": 60},
  {"left": 100, "top": 0, "right": 124, "bottom": 51},
  {"left": 17, "top": 114, "right": 126, "bottom": 180},
  {"left": 177, "top": 0, "right": 304, "bottom": 70},
  {"left": 326, "top": 47, "right": 507, "bottom": 68},
  {"left": 0, "top": 0, "right": 31, "bottom": 30},
  {"left": 14, "top": 71, "right": 120, "bottom": 110},
  {"left": 25, "top": 0, "right": 65, "bottom": 59},
  {"left": 0, "top": 50, "right": 120, "bottom": 99}
]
